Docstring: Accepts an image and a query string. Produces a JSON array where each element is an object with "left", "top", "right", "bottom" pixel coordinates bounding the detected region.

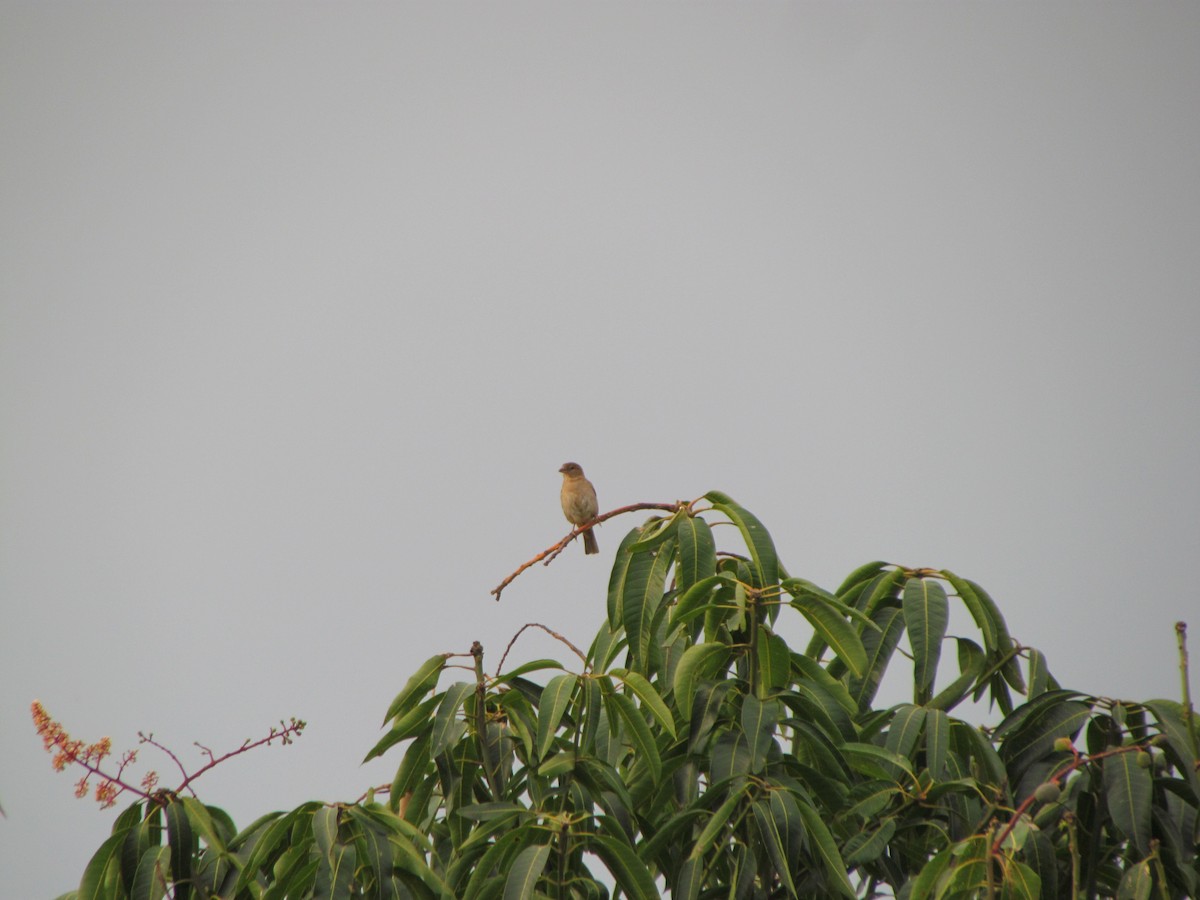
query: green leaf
[
  {"left": 577, "top": 676, "right": 604, "bottom": 756},
  {"left": 1000, "top": 859, "right": 1042, "bottom": 900},
  {"left": 79, "top": 826, "right": 135, "bottom": 900},
  {"left": 857, "top": 567, "right": 906, "bottom": 616},
  {"left": 767, "top": 789, "right": 805, "bottom": 862},
  {"left": 431, "top": 681, "right": 475, "bottom": 758},
  {"left": 539, "top": 748, "right": 577, "bottom": 779},
  {"left": 1145, "top": 700, "right": 1200, "bottom": 798},
  {"left": 927, "top": 637, "right": 987, "bottom": 712},
  {"left": 225, "top": 808, "right": 281, "bottom": 852},
  {"left": 711, "top": 730, "right": 752, "bottom": 786},
  {"left": 623, "top": 537, "right": 675, "bottom": 672},
  {"left": 759, "top": 631, "right": 791, "bottom": 692},
  {"left": 788, "top": 590, "right": 867, "bottom": 678},
  {"left": 479, "top": 720, "right": 506, "bottom": 798},
  {"left": 752, "top": 799, "right": 799, "bottom": 898},
  {"left": 591, "top": 834, "right": 662, "bottom": 900},
  {"left": 1026, "top": 648, "right": 1055, "bottom": 699},
  {"left": 384, "top": 654, "right": 447, "bottom": 724},
  {"left": 673, "top": 642, "right": 730, "bottom": 721},
  {"left": 741, "top": 695, "right": 781, "bottom": 774},
  {"left": 951, "top": 720, "right": 1008, "bottom": 789},
  {"left": 365, "top": 694, "right": 441, "bottom": 762},
  {"left": 925, "top": 708, "right": 951, "bottom": 780},
  {"left": 312, "top": 805, "right": 339, "bottom": 856},
  {"left": 628, "top": 512, "right": 682, "bottom": 553},
  {"left": 791, "top": 653, "right": 857, "bottom": 714},
  {"left": 130, "top": 845, "right": 170, "bottom": 900},
  {"left": 576, "top": 757, "right": 637, "bottom": 821},
  {"left": 463, "top": 827, "right": 538, "bottom": 900},
  {"left": 941, "top": 569, "right": 998, "bottom": 648},
  {"left": 637, "top": 807, "right": 708, "bottom": 868},
  {"left": 943, "top": 572, "right": 1026, "bottom": 693},
  {"left": 845, "top": 780, "right": 900, "bottom": 819},
  {"left": 848, "top": 606, "right": 906, "bottom": 710},
  {"left": 942, "top": 849, "right": 991, "bottom": 896},
  {"left": 177, "top": 798, "right": 227, "bottom": 856},
  {"left": 360, "top": 814, "right": 449, "bottom": 895},
  {"left": 676, "top": 513, "right": 716, "bottom": 591},
  {"left": 457, "top": 801, "right": 532, "bottom": 822},
  {"left": 605, "top": 689, "right": 662, "bottom": 782},
  {"left": 611, "top": 669, "right": 676, "bottom": 739},
  {"left": 705, "top": 491, "right": 779, "bottom": 589},
  {"left": 902, "top": 577, "right": 948, "bottom": 703},
  {"left": 314, "top": 840, "right": 356, "bottom": 899},
  {"left": 121, "top": 807, "right": 157, "bottom": 890},
  {"left": 789, "top": 681, "right": 856, "bottom": 744},
  {"left": 234, "top": 804, "right": 321, "bottom": 894},
  {"left": 607, "top": 527, "right": 655, "bottom": 628},
  {"left": 999, "top": 699, "right": 1092, "bottom": 783},
  {"left": 993, "top": 689, "right": 1086, "bottom": 741},
  {"left": 165, "top": 800, "right": 194, "bottom": 900},
  {"left": 673, "top": 857, "right": 703, "bottom": 900},
  {"left": 1103, "top": 750, "right": 1153, "bottom": 855},
  {"left": 841, "top": 742, "right": 917, "bottom": 783},
  {"left": 689, "top": 783, "right": 748, "bottom": 859},
  {"left": 884, "top": 704, "right": 927, "bottom": 772},
  {"left": 794, "top": 798, "right": 857, "bottom": 899},
  {"left": 843, "top": 818, "right": 896, "bottom": 864},
  {"left": 1116, "top": 859, "right": 1154, "bottom": 900},
  {"left": 670, "top": 573, "right": 735, "bottom": 629},
  {"left": 785, "top": 577, "right": 835, "bottom": 601},
  {"left": 502, "top": 843, "right": 550, "bottom": 900},
  {"left": 588, "top": 618, "right": 626, "bottom": 673},
  {"left": 909, "top": 844, "right": 954, "bottom": 900},
  {"left": 345, "top": 811, "right": 399, "bottom": 900},
  {"left": 536, "top": 673, "right": 577, "bottom": 761},
  {"left": 496, "top": 659, "right": 566, "bottom": 681},
  {"left": 835, "top": 560, "right": 891, "bottom": 597},
  {"left": 689, "top": 680, "right": 735, "bottom": 754},
  {"left": 389, "top": 731, "right": 432, "bottom": 813}
]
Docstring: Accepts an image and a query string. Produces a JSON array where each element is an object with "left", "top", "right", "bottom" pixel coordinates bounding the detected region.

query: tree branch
[
  {"left": 496, "top": 623, "right": 590, "bottom": 676},
  {"left": 491, "top": 501, "right": 684, "bottom": 601}
]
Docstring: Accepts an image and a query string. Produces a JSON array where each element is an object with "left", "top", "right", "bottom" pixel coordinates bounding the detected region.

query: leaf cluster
[{"left": 61, "top": 492, "right": 1200, "bottom": 899}]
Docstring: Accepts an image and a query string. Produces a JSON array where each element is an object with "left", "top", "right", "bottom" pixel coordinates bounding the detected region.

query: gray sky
[{"left": 3, "top": 3, "right": 1198, "bottom": 895}]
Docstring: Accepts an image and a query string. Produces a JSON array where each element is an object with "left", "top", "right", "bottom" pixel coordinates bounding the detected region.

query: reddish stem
[{"left": 990, "top": 742, "right": 1150, "bottom": 856}]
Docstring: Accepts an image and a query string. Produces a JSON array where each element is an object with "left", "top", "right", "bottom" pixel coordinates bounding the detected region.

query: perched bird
[{"left": 559, "top": 462, "right": 599, "bottom": 554}]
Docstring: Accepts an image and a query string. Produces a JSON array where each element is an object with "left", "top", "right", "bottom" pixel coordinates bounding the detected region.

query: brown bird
[{"left": 559, "top": 462, "right": 599, "bottom": 554}]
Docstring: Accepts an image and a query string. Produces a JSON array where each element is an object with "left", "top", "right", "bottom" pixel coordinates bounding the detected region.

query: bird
[{"left": 559, "top": 462, "right": 599, "bottom": 554}]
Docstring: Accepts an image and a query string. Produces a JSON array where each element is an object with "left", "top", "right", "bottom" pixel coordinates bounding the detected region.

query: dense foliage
[{"left": 57, "top": 492, "right": 1198, "bottom": 898}]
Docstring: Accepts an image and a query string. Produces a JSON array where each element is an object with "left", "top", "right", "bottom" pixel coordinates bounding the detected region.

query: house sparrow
[{"left": 559, "top": 462, "right": 599, "bottom": 554}]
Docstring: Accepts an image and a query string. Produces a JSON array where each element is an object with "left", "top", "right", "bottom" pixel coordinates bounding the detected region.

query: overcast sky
[{"left": 3, "top": 3, "right": 1198, "bottom": 895}]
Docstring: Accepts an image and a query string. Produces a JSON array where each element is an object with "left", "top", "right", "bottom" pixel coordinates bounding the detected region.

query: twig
[
  {"left": 491, "top": 501, "right": 684, "bottom": 601},
  {"left": 139, "top": 732, "right": 195, "bottom": 797},
  {"left": 1176, "top": 622, "right": 1196, "bottom": 755},
  {"left": 472, "top": 642, "right": 503, "bottom": 798},
  {"left": 356, "top": 783, "right": 395, "bottom": 804},
  {"left": 176, "top": 718, "right": 305, "bottom": 795},
  {"left": 990, "top": 742, "right": 1149, "bottom": 856},
  {"left": 496, "top": 623, "right": 590, "bottom": 676}
]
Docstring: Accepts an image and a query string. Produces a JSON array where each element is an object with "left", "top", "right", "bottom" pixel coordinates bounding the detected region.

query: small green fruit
[
  {"left": 1052, "top": 737, "right": 1074, "bottom": 753},
  {"left": 1034, "top": 782, "right": 1061, "bottom": 804},
  {"left": 1136, "top": 751, "right": 1153, "bottom": 769}
]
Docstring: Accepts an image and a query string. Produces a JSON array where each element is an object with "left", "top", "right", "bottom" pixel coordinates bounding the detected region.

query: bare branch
[
  {"left": 495, "top": 623, "right": 590, "bottom": 677},
  {"left": 491, "top": 501, "right": 685, "bottom": 601}
]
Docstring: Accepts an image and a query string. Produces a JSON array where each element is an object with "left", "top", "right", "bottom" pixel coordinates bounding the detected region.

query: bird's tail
[{"left": 583, "top": 528, "right": 599, "bottom": 555}]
